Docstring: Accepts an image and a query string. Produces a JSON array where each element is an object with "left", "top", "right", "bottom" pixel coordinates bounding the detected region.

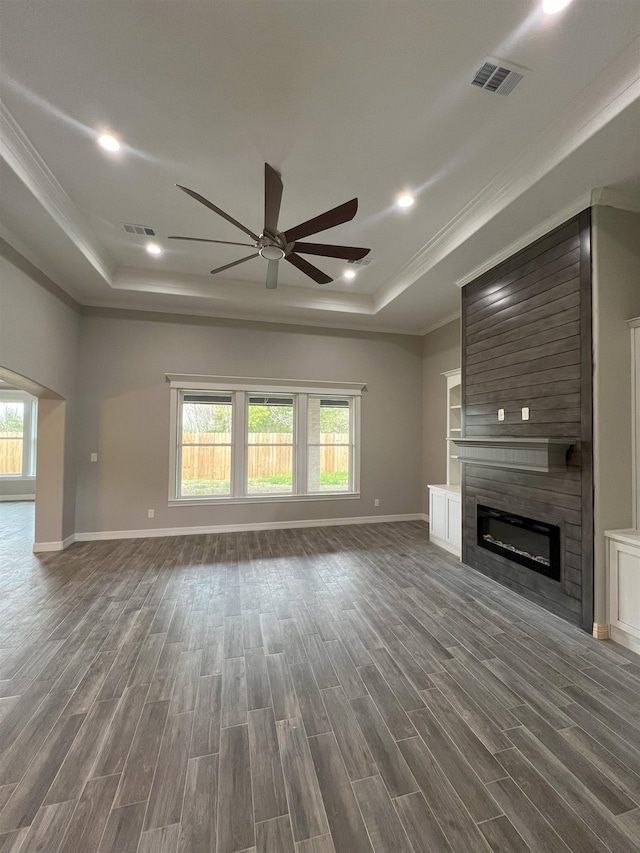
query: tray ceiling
[{"left": 1, "top": 1, "right": 639, "bottom": 333}]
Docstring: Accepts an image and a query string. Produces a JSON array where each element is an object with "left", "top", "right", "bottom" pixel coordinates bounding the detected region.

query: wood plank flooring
[{"left": 1, "top": 501, "right": 640, "bottom": 852}]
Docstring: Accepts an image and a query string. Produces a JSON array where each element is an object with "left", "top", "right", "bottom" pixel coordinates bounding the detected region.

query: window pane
[
  {"left": 247, "top": 445, "right": 293, "bottom": 494},
  {"left": 248, "top": 397, "right": 294, "bottom": 436},
  {"left": 308, "top": 398, "right": 351, "bottom": 491},
  {"left": 308, "top": 398, "right": 350, "bottom": 445},
  {"left": 0, "top": 402, "right": 24, "bottom": 475},
  {"left": 182, "top": 399, "right": 232, "bottom": 444},
  {"left": 181, "top": 445, "right": 231, "bottom": 496}
]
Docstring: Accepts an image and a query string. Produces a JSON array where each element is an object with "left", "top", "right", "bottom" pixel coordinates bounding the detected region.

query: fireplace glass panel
[{"left": 477, "top": 504, "right": 561, "bottom": 581}]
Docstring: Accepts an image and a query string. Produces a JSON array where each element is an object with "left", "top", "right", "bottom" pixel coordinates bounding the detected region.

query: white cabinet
[
  {"left": 428, "top": 484, "right": 461, "bottom": 557},
  {"left": 606, "top": 530, "right": 640, "bottom": 654}
]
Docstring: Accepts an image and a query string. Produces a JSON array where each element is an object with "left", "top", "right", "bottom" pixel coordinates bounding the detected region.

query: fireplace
[{"left": 476, "top": 504, "right": 561, "bottom": 582}]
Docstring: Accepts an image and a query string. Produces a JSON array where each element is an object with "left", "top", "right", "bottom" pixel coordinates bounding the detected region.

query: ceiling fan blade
[
  {"left": 176, "top": 184, "right": 260, "bottom": 242},
  {"left": 266, "top": 259, "right": 279, "bottom": 290},
  {"left": 168, "top": 236, "right": 255, "bottom": 247},
  {"left": 293, "top": 242, "right": 370, "bottom": 261},
  {"left": 285, "top": 252, "right": 333, "bottom": 285},
  {"left": 283, "top": 198, "right": 358, "bottom": 243},
  {"left": 264, "top": 164, "right": 283, "bottom": 236},
  {"left": 210, "top": 253, "right": 259, "bottom": 275}
]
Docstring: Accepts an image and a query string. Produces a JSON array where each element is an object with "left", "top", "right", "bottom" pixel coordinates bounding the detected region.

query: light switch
[
  {"left": 90, "top": 452, "right": 98, "bottom": 462},
  {"left": 522, "top": 407, "right": 530, "bottom": 421},
  {"left": 497, "top": 409, "right": 505, "bottom": 421}
]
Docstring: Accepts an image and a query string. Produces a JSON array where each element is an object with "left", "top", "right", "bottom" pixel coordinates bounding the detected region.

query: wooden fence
[
  {"left": 181, "top": 433, "right": 349, "bottom": 481},
  {"left": 0, "top": 433, "right": 23, "bottom": 475}
]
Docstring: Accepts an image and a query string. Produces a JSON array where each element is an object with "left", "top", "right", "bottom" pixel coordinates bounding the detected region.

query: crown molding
[
  {"left": 419, "top": 311, "right": 461, "bottom": 337},
  {"left": 591, "top": 186, "right": 640, "bottom": 213},
  {"left": 0, "top": 101, "right": 114, "bottom": 285},
  {"left": 454, "top": 191, "right": 592, "bottom": 288},
  {"left": 454, "top": 185, "right": 640, "bottom": 289},
  {"left": 112, "top": 267, "right": 375, "bottom": 314},
  {"left": 373, "top": 36, "right": 640, "bottom": 311}
]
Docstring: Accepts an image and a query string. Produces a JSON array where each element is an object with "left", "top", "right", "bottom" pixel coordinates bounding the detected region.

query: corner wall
[
  {"left": 592, "top": 205, "right": 640, "bottom": 625},
  {"left": 0, "top": 244, "right": 80, "bottom": 544},
  {"left": 421, "top": 319, "right": 461, "bottom": 515}
]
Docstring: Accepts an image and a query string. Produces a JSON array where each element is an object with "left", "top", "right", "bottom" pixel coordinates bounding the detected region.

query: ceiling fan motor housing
[{"left": 258, "top": 232, "right": 287, "bottom": 260}]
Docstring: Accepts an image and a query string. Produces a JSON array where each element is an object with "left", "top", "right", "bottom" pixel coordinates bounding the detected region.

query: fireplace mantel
[{"left": 449, "top": 436, "right": 574, "bottom": 473}]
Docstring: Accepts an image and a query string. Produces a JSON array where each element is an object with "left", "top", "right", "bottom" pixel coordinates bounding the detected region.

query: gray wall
[
  {"left": 75, "top": 310, "right": 423, "bottom": 534},
  {"left": 421, "top": 319, "right": 461, "bottom": 514},
  {"left": 0, "top": 246, "right": 80, "bottom": 542},
  {"left": 592, "top": 205, "right": 640, "bottom": 624}
]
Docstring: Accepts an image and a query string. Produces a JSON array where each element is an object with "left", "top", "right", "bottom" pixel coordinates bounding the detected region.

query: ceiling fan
[{"left": 168, "top": 163, "right": 370, "bottom": 289}]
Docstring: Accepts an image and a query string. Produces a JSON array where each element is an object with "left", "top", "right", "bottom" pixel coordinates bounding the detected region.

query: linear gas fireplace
[{"left": 477, "top": 505, "right": 561, "bottom": 581}]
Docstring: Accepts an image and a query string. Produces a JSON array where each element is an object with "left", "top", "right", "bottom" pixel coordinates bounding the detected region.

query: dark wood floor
[{"left": 1, "top": 503, "right": 640, "bottom": 853}]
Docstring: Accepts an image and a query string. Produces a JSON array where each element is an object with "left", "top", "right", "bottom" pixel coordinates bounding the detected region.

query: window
[
  {"left": 169, "top": 376, "right": 362, "bottom": 503},
  {"left": 0, "top": 391, "right": 37, "bottom": 478}
]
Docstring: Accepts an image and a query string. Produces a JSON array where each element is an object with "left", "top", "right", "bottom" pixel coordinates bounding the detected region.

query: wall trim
[
  {"left": 73, "top": 513, "right": 428, "bottom": 543},
  {"left": 33, "top": 533, "right": 75, "bottom": 553},
  {"left": 0, "top": 494, "right": 35, "bottom": 502},
  {"left": 454, "top": 192, "right": 592, "bottom": 288},
  {"left": 0, "top": 102, "right": 113, "bottom": 286},
  {"left": 610, "top": 625, "right": 640, "bottom": 654},
  {"left": 592, "top": 622, "right": 610, "bottom": 640}
]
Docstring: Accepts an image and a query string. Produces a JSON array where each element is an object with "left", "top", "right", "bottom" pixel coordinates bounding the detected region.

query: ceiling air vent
[
  {"left": 123, "top": 223, "right": 156, "bottom": 236},
  {"left": 347, "top": 258, "right": 372, "bottom": 266},
  {"left": 472, "top": 57, "right": 527, "bottom": 96}
]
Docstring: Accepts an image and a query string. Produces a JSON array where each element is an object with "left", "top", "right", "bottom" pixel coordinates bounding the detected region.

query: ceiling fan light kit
[{"left": 169, "top": 163, "right": 370, "bottom": 290}]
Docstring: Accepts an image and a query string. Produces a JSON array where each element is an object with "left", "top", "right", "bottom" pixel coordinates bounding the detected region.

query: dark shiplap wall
[{"left": 461, "top": 211, "right": 593, "bottom": 630}]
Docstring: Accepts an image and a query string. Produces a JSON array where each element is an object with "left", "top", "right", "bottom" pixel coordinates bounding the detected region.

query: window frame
[
  {"left": 168, "top": 375, "right": 363, "bottom": 506},
  {"left": 0, "top": 390, "right": 37, "bottom": 479}
]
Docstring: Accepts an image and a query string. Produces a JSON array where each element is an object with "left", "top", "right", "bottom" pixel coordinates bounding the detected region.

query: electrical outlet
[
  {"left": 374, "top": 499, "right": 380, "bottom": 507},
  {"left": 148, "top": 509, "right": 155, "bottom": 518},
  {"left": 90, "top": 452, "right": 98, "bottom": 462},
  {"left": 497, "top": 409, "right": 505, "bottom": 421},
  {"left": 522, "top": 407, "right": 530, "bottom": 421}
]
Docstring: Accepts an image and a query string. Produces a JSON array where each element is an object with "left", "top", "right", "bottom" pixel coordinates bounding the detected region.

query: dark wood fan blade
[
  {"left": 264, "top": 164, "right": 283, "bottom": 236},
  {"left": 283, "top": 198, "right": 358, "bottom": 243},
  {"left": 176, "top": 185, "right": 260, "bottom": 241},
  {"left": 210, "top": 253, "right": 259, "bottom": 275},
  {"left": 266, "top": 259, "right": 279, "bottom": 289},
  {"left": 293, "top": 242, "right": 370, "bottom": 261},
  {"left": 285, "top": 253, "right": 333, "bottom": 285},
  {"left": 168, "top": 236, "right": 255, "bottom": 247}
]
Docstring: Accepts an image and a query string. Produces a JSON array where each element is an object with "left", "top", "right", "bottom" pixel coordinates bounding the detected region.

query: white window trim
[
  {"left": 167, "top": 375, "right": 363, "bottom": 506},
  {"left": 0, "top": 390, "right": 37, "bottom": 480}
]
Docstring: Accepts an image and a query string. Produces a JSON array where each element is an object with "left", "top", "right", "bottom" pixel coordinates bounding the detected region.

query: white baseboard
[
  {"left": 33, "top": 533, "right": 75, "bottom": 553},
  {"left": 73, "top": 513, "right": 428, "bottom": 543},
  {"left": 421, "top": 513, "right": 429, "bottom": 524},
  {"left": 428, "top": 530, "right": 461, "bottom": 558},
  {"left": 0, "top": 494, "right": 35, "bottom": 501},
  {"left": 610, "top": 625, "right": 640, "bottom": 655}
]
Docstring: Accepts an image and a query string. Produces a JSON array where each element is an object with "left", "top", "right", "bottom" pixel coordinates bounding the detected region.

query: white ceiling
[{"left": 1, "top": 1, "right": 639, "bottom": 334}]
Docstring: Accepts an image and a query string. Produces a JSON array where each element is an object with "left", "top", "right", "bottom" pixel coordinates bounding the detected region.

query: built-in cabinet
[
  {"left": 606, "top": 318, "right": 640, "bottom": 652},
  {"left": 428, "top": 369, "right": 461, "bottom": 557}
]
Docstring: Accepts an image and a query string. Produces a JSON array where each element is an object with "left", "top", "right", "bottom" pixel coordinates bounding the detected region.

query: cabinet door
[
  {"left": 430, "top": 491, "right": 447, "bottom": 540},
  {"left": 446, "top": 495, "right": 461, "bottom": 549}
]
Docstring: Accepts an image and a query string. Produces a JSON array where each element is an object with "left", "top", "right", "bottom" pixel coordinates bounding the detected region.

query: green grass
[{"left": 182, "top": 471, "right": 348, "bottom": 497}]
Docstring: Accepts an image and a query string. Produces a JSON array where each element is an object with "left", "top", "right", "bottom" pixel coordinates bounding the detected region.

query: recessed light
[
  {"left": 397, "top": 193, "right": 415, "bottom": 209},
  {"left": 343, "top": 269, "right": 357, "bottom": 280},
  {"left": 97, "top": 133, "right": 121, "bottom": 152},
  {"left": 146, "top": 242, "right": 163, "bottom": 256},
  {"left": 542, "top": 0, "right": 573, "bottom": 14}
]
